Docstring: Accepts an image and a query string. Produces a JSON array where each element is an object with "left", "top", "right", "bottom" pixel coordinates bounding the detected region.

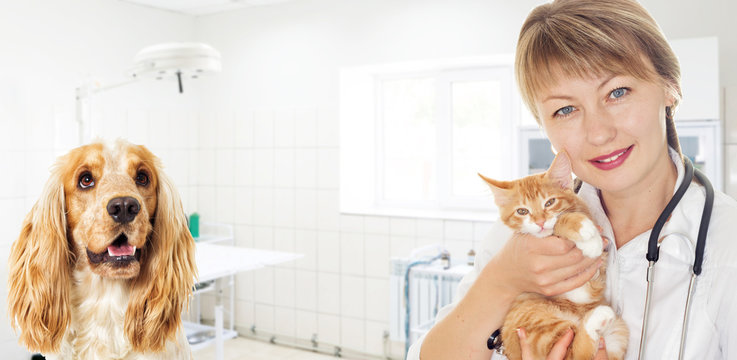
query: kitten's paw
[
  {"left": 576, "top": 218, "right": 603, "bottom": 258},
  {"left": 584, "top": 305, "right": 616, "bottom": 341}
]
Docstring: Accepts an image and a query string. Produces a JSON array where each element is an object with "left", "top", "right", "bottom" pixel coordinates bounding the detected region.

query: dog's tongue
[{"left": 107, "top": 244, "right": 135, "bottom": 257}]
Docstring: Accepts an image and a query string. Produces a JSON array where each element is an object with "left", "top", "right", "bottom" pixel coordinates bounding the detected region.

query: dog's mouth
[{"left": 86, "top": 233, "right": 141, "bottom": 266}]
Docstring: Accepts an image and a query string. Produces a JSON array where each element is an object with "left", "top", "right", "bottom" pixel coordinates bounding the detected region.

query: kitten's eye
[
  {"left": 516, "top": 208, "right": 529, "bottom": 215},
  {"left": 545, "top": 198, "right": 556, "bottom": 207},
  {"left": 78, "top": 172, "right": 95, "bottom": 189}
]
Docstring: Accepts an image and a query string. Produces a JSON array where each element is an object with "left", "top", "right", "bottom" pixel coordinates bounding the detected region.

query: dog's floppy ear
[
  {"left": 7, "top": 164, "right": 73, "bottom": 353},
  {"left": 126, "top": 154, "right": 197, "bottom": 352}
]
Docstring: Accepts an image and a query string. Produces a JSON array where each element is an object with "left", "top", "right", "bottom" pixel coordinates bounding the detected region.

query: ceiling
[{"left": 119, "top": 0, "right": 295, "bottom": 16}]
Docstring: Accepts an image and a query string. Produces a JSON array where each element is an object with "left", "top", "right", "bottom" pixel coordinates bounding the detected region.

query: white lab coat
[{"left": 407, "top": 149, "right": 737, "bottom": 359}]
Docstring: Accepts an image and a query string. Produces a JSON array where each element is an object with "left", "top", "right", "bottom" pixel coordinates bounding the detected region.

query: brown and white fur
[
  {"left": 479, "top": 152, "right": 628, "bottom": 360},
  {"left": 8, "top": 140, "right": 197, "bottom": 359}
]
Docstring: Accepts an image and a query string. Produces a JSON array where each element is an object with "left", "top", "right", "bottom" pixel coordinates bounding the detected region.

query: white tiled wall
[{"left": 193, "top": 107, "right": 493, "bottom": 356}]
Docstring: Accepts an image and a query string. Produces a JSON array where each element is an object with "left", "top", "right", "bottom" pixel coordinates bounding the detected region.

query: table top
[{"left": 195, "top": 242, "right": 303, "bottom": 282}]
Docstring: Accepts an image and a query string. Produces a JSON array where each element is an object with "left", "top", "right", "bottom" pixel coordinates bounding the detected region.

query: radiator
[{"left": 389, "top": 256, "right": 473, "bottom": 348}]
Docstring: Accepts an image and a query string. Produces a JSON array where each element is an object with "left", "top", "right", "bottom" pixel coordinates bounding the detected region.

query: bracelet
[{"left": 487, "top": 329, "right": 503, "bottom": 352}]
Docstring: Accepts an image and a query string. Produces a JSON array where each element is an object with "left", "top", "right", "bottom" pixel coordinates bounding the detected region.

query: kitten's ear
[
  {"left": 546, "top": 151, "right": 573, "bottom": 190},
  {"left": 478, "top": 173, "right": 513, "bottom": 206}
]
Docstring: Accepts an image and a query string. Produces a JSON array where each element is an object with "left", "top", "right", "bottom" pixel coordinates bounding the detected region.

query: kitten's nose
[{"left": 536, "top": 221, "right": 545, "bottom": 229}]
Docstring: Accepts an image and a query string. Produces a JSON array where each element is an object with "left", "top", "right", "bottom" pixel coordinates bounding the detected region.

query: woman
[{"left": 408, "top": 0, "right": 737, "bottom": 359}]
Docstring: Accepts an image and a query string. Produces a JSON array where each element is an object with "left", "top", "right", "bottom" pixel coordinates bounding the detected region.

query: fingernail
[
  {"left": 516, "top": 328, "right": 525, "bottom": 339},
  {"left": 599, "top": 337, "right": 605, "bottom": 349}
]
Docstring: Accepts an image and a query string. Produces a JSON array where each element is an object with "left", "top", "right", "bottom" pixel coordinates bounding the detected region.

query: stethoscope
[{"left": 638, "top": 156, "right": 714, "bottom": 360}]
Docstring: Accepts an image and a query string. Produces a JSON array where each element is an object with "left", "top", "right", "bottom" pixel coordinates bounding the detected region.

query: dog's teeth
[
  {"left": 108, "top": 248, "right": 113, "bottom": 256},
  {"left": 132, "top": 246, "right": 136, "bottom": 254}
]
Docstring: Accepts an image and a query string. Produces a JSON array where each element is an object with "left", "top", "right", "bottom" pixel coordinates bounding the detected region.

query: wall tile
[
  {"left": 234, "top": 187, "right": 254, "bottom": 225},
  {"left": 274, "top": 188, "right": 295, "bottom": 228},
  {"left": 365, "top": 320, "right": 389, "bottom": 356},
  {"left": 316, "top": 190, "right": 340, "bottom": 231},
  {"left": 364, "top": 216, "right": 390, "bottom": 235},
  {"left": 364, "top": 234, "right": 390, "bottom": 278},
  {"left": 340, "top": 317, "right": 365, "bottom": 353},
  {"left": 317, "top": 231, "right": 340, "bottom": 273},
  {"left": 253, "top": 226, "right": 274, "bottom": 250},
  {"left": 215, "top": 149, "right": 235, "bottom": 186},
  {"left": 340, "top": 275, "right": 365, "bottom": 318},
  {"left": 253, "top": 268, "right": 274, "bottom": 304},
  {"left": 295, "top": 149, "right": 317, "bottom": 188},
  {"left": 317, "top": 272, "right": 340, "bottom": 315},
  {"left": 252, "top": 188, "right": 274, "bottom": 226},
  {"left": 295, "top": 270, "right": 317, "bottom": 312},
  {"left": 254, "top": 303, "right": 275, "bottom": 333},
  {"left": 317, "top": 148, "right": 339, "bottom": 189},
  {"left": 317, "top": 314, "right": 341, "bottom": 345},
  {"left": 295, "top": 109, "right": 317, "bottom": 148},
  {"left": 215, "top": 186, "right": 235, "bottom": 224},
  {"left": 253, "top": 149, "right": 274, "bottom": 186},
  {"left": 274, "top": 307, "right": 297, "bottom": 338},
  {"left": 274, "top": 149, "right": 295, "bottom": 188},
  {"left": 234, "top": 110, "right": 254, "bottom": 148},
  {"left": 295, "top": 189, "right": 318, "bottom": 230},
  {"left": 294, "top": 230, "right": 317, "bottom": 271},
  {"left": 253, "top": 109, "right": 274, "bottom": 148},
  {"left": 274, "top": 109, "right": 295, "bottom": 147},
  {"left": 317, "top": 108, "right": 339, "bottom": 148},
  {"left": 234, "top": 149, "right": 254, "bottom": 186},
  {"left": 444, "top": 220, "right": 474, "bottom": 241},
  {"left": 390, "top": 218, "right": 416, "bottom": 237},
  {"left": 365, "top": 277, "right": 389, "bottom": 322},
  {"left": 216, "top": 111, "right": 235, "bottom": 149},
  {"left": 235, "top": 300, "right": 255, "bottom": 330},
  {"left": 295, "top": 310, "right": 318, "bottom": 340},
  {"left": 340, "top": 233, "right": 364, "bottom": 276},
  {"left": 274, "top": 268, "right": 296, "bottom": 308}
]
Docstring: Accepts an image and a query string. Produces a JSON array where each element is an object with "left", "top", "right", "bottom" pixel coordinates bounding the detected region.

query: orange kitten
[{"left": 479, "top": 152, "right": 628, "bottom": 360}]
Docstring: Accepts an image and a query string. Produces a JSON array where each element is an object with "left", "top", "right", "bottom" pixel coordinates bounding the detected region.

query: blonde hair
[{"left": 515, "top": 0, "right": 682, "bottom": 153}]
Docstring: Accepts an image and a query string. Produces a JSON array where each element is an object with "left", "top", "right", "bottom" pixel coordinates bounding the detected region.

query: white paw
[
  {"left": 584, "top": 305, "right": 616, "bottom": 341},
  {"left": 576, "top": 218, "right": 603, "bottom": 258}
]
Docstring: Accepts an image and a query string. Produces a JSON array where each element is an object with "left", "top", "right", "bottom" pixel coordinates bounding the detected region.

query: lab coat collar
[{"left": 577, "top": 147, "right": 698, "bottom": 262}]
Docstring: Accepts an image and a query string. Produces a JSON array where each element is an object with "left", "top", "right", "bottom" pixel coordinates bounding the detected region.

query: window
[{"left": 340, "top": 56, "right": 526, "bottom": 220}]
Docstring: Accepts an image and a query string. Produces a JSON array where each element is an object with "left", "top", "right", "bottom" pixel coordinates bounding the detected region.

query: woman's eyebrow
[{"left": 542, "top": 74, "right": 620, "bottom": 103}]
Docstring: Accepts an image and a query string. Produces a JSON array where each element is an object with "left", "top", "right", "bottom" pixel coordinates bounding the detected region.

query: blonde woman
[{"left": 408, "top": 0, "right": 737, "bottom": 359}]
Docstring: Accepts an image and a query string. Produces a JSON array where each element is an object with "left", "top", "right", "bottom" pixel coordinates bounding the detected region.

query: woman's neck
[{"left": 600, "top": 151, "right": 679, "bottom": 249}]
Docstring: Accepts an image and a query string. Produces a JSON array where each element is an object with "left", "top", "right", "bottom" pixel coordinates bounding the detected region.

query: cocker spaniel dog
[{"left": 8, "top": 140, "right": 197, "bottom": 359}]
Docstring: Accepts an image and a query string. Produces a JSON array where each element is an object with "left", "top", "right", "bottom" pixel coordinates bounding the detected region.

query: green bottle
[{"left": 189, "top": 212, "right": 200, "bottom": 239}]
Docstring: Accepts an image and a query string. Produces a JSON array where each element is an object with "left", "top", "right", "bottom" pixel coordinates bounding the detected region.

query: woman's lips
[{"left": 589, "top": 145, "right": 633, "bottom": 170}]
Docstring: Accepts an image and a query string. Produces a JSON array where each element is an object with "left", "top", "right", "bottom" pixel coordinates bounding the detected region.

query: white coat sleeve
[{"left": 405, "top": 221, "right": 512, "bottom": 360}]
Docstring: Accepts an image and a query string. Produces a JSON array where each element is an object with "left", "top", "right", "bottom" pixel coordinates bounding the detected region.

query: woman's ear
[
  {"left": 125, "top": 162, "right": 197, "bottom": 352},
  {"left": 7, "top": 167, "right": 73, "bottom": 353}
]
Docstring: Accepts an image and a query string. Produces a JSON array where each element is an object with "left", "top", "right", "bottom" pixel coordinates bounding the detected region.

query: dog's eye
[
  {"left": 135, "top": 171, "right": 149, "bottom": 186},
  {"left": 78, "top": 173, "right": 95, "bottom": 189}
]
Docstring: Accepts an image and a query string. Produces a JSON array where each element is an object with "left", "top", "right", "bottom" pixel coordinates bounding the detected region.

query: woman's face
[{"left": 535, "top": 69, "right": 675, "bottom": 195}]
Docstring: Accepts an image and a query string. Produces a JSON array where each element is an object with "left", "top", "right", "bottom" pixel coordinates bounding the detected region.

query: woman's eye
[
  {"left": 135, "top": 172, "right": 149, "bottom": 186},
  {"left": 554, "top": 106, "right": 575, "bottom": 117},
  {"left": 78, "top": 173, "right": 95, "bottom": 189},
  {"left": 516, "top": 208, "right": 529, "bottom": 215},
  {"left": 609, "top": 87, "right": 628, "bottom": 99},
  {"left": 545, "top": 198, "right": 556, "bottom": 207}
]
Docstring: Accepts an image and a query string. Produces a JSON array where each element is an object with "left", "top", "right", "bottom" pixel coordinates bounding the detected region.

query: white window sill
[{"left": 340, "top": 206, "right": 496, "bottom": 222}]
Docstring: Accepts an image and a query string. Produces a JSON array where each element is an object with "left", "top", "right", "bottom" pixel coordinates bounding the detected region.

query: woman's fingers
[
  {"left": 517, "top": 328, "right": 533, "bottom": 360},
  {"left": 539, "top": 257, "right": 602, "bottom": 296},
  {"left": 593, "top": 337, "right": 609, "bottom": 360},
  {"left": 517, "top": 328, "right": 574, "bottom": 360},
  {"left": 547, "top": 328, "right": 574, "bottom": 360}
]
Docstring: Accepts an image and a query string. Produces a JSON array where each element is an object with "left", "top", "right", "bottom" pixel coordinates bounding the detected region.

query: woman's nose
[{"left": 583, "top": 108, "right": 616, "bottom": 146}]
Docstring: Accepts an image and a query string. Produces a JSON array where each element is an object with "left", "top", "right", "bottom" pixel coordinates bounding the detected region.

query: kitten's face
[
  {"left": 493, "top": 177, "right": 577, "bottom": 237},
  {"left": 479, "top": 151, "right": 577, "bottom": 237}
]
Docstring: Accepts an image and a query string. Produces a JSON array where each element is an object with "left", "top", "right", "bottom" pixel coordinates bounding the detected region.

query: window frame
[{"left": 340, "top": 55, "right": 523, "bottom": 221}]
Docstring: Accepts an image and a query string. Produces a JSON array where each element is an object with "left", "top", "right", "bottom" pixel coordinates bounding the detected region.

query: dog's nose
[{"left": 107, "top": 197, "right": 141, "bottom": 224}]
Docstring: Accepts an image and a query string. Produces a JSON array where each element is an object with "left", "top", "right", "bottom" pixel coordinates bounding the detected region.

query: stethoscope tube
[{"left": 637, "top": 158, "right": 713, "bottom": 360}]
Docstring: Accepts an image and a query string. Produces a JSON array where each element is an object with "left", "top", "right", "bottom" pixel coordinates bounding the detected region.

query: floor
[{"left": 192, "top": 337, "right": 346, "bottom": 360}]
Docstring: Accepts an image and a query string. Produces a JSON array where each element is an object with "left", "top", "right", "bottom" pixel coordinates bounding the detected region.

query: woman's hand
[
  {"left": 485, "top": 232, "right": 604, "bottom": 297},
  {"left": 517, "top": 328, "right": 610, "bottom": 360}
]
